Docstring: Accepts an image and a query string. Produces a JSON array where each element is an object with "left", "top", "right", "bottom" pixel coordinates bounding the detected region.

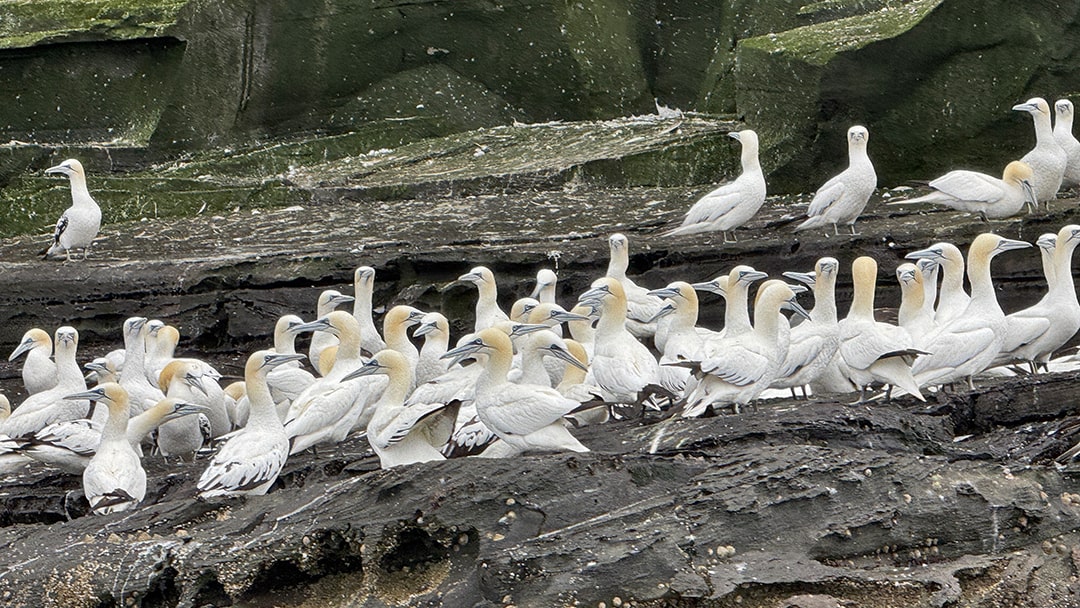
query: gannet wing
[
  {"left": 911, "top": 326, "right": 996, "bottom": 375},
  {"left": 51, "top": 212, "right": 69, "bottom": 246},
  {"left": 778, "top": 333, "right": 826, "bottom": 379},
  {"left": 700, "top": 348, "right": 770, "bottom": 386},
  {"left": 444, "top": 409, "right": 496, "bottom": 457},
  {"left": 806, "top": 176, "right": 846, "bottom": 216},
  {"left": 372, "top": 401, "right": 455, "bottom": 450},
  {"left": 29, "top": 419, "right": 100, "bottom": 456},
  {"left": 1000, "top": 315, "right": 1052, "bottom": 353},
  {"left": 840, "top": 326, "right": 910, "bottom": 370},
  {"left": 683, "top": 183, "right": 743, "bottom": 225},
  {"left": 927, "top": 170, "right": 1005, "bottom": 203},
  {"left": 197, "top": 432, "right": 288, "bottom": 496},
  {"left": 482, "top": 385, "right": 578, "bottom": 435}
]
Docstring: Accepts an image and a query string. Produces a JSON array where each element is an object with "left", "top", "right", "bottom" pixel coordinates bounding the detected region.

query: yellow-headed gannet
[
  {"left": 67, "top": 384, "right": 145, "bottom": 514},
  {"left": 566, "top": 304, "right": 596, "bottom": 360},
  {"left": 344, "top": 350, "right": 459, "bottom": 468},
  {"left": 892, "top": 161, "right": 1036, "bottom": 219},
  {"left": 414, "top": 312, "right": 451, "bottom": 386},
  {"left": 267, "top": 315, "right": 316, "bottom": 416},
  {"left": 458, "top": 266, "right": 510, "bottom": 332},
  {"left": 383, "top": 305, "right": 426, "bottom": 389},
  {"left": 223, "top": 381, "right": 247, "bottom": 431},
  {"left": 441, "top": 328, "right": 588, "bottom": 455},
  {"left": 910, "top": 234, "right": 1031, "bottom": 388},
  {"left": 1013, "top": 97, "right": 1067, "bottom": 206},
  {"left": 579, "top": 277, "right": 662, "bottom": 405},
  {"left": 795, "top": 126, "right": 875, "bottom": 235},
  {"left": 647, "top": 282, "right": 707, "bottom": 394},
  {"left": 117, "top": 317, "right": 166, "bottom": 415},
  {"left": 308, "top": 290, "right": 355, "bottom": 369},
  {"left": 1054, "top": 99, "right": 1080, "bottom": 188},
  {"left": 773, "top": 258, "right": 843, "bottom": 396},
  {"left": 681, "top": 281, "right": 809, "bottom": 416},
  {"left": 198, "top": 351, "right": 305, "bottom": 498},
  {"left": 995, "top": 225, "right": 1080, "bottom": 371},
  {"left": 353, "top": 266, "right": 387, "bottom": 356},
  {"left": 155, "top": 360, "right": 214, "bottom": 461},
  {"left": 510, "top": 297, "right": 540, "bottom": 323},
  {"left": 914, "top": 258, "right": 940, "bottom": 322},
  {"left": 605, "top": 233, "right": 664, "bottom": 339},
  {"left": 9, "top": 328, "right": 57, "bottom": 395},
  {"left": 906, "top": 242, "right": 969, "bottom": 326},
  {"left": 526, "top": 302, "right": 591, "bottom": 382},
  {"left": 665, "top": 129, "right": 767, "bottom": 242},
  {"left": 692, "top": 265, "right": 769, "bottom": 341},
  {"left": 144, "top": 322, "right": 181, "bottom": 385},
  {"left": 0, "top": 327, "right": 89, "bottom": 438},
  {"left": 837, "top": 257, "right": 925, "bottom": 402},
  {"left": 895, "top": 263, "right": 937, "bottom": 345},
  {"left": 557, "top": 339, "right": 607, "bottom": 426},
  {"left": 43, "top": 159, "right": 102, "bottom": 261}
]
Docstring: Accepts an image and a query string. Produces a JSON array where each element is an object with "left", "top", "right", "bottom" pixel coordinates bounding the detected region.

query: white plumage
[
  {"left": 795, "top": 125, "right": 876, "bottom": 235},
  {"left": 71, "top": 384, "right": 146, "bottom": 515},
  {"left": 43, "top": 159, "right": 102, "bottom": 261},
  {"left": 1054, "top": 99, "right": 1080, "bottom": 188},
  {"left": 9, "top": 328, "right": 57, "bottom": 396},
  {"left": 1013, "top": 97, "right": 1067, "bottom": 206},
  {"left": 894, "top": 161, "right": 1036, "bottom": 219}
]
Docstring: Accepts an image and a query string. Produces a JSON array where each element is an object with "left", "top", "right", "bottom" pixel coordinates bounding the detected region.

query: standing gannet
[
  {"left": 528, "top": 302, "right": 594, "bottom": 385},
  {"left": 223, "top": 381, "right": 247, "bottom": 430},
  {"left": 556, "top": 339, "right": 607, "bottom": 425},
  {"left": 579, "top": 277, "right": 662, "bottom": 405},
  {"left": 0, "top": 327, "right": 89, "bottom": 438},
  {"left": 681, "top": 281, "right": 809, "bottom": 416},
  {"left": 383, "top": 305, "right": 426, "bottom": 389},
  {"left": 266, "top": 315, "right": 316, "bottom": 414},
  {"left": 892, "top": 161, "right": 1036, "bottom": 219},
  {"left": 995, "top": 225, "right": 1080, "bottom": 371},
  {"left": 895, "top": 263, "right": 937, "bottom": 345},
  {"left": 457, "top": 266, "right": 510, "bottom": 332},
  {"left": 9, "top": 328, "right": 57, "bottom": 395},
  {"left": 910, "top": 234, "right": 1032, "bottom": 388},
  {"left": 665, "top": 129, "right": 767, "bottom": 241},
  {"left": 795, "top": 126, "right": 876, "bottom": 235},
  {"left": 414, "top": 312, "right": 451, "bottom": 386},
  {"left": 915, "top": 258, "right": 940, "bottom": 321},
  {"left": 647, "top": 282, "right": 708, "bottom": 394},
  {"left": 344, "top": 350, "right": 460, "bottom": 468},
  {"left": 352, "top": 266, "right": 387, "bottom": 356},
  {"left": 531, "top": 268, "right": 559, "bottom": 304},
  {"left": 144, "top": 323, "right": 181, "bottom": 385},
  {"left": 308, "top": 290, "right": 355, "bottom": 370},
  {"left": 155, "top": 360, "right": 216, "bottom": 461},
  {"left": 837, "top": 257, "right": 925, "bottom": 402},
  {"left": 605, "top": 233, "right": 665, "bottom": 339},
  {"left": 66, "top": 384, "right": 145, "bottom": 514},
  {"left": 1013, "top": 97, "right": 1067, "bottom": 206},
  {"left": 1054, "top": 100, "right": 1080, "bottom": 188},
  {"left": 198, "top": 351, "right": 305, "bottom": 498},
  {"left": 441, "top": 328, "right": 588, "bottom": 455},
  {"left": 773, "top": 258, "right": 843, "bottom": 396},
  {"left": 43, "top": 159, "right": 102, "bottom": 261},
  {"left": 693, "top": 265, "right": 769, "bottom": 342},
  {"left": 906, "top": 242, "right": 970, "bottom": 326},
  {"left": 117, "top": 317, "right": 165, "bottom": 415}
]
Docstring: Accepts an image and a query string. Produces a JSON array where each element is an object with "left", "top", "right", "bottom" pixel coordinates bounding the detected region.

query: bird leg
[
  {"left": 848, "top": 224, "right": 860, "bottom": 236},
  {"left": 977, "top": 211, "right": 989, "bottom": 223},
  {"left": 832, "top": 223, "right": 840, "bottom": 236}
]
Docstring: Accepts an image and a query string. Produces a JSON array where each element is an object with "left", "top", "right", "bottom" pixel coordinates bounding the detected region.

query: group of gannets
[{"left": 3, "top": 224, "right": 1080, "bottom": 512}]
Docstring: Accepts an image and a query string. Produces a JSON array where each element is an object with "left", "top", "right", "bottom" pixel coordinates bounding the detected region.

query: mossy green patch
[{"left": 0, "top": 0, "right": 187, "bottom": 49}]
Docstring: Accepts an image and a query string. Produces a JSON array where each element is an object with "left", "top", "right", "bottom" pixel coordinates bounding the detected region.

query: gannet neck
[
  {"left": 274, "top": 315, "right": 303, "bottom": 355},
  {"left": 384, "top": 306, "right": 421, "bottom": 360},
  {"left": 670, "top": 283, "right": 700, "bottom": 331},
  {"left": 317, "top": 290, "right": 351, "bottom": 317},
  {"left": 847, "top": 126, "right": 871, "bottom": 164},
  {"left": 559, "top": 340, "right": 589, "bottom": 387},
  {"left": 812, "top": 258, "right": 839, "bottom": 324},
  {"left": 568, "top": 305, "right": 596, "bottom": 344},
  {"left": 245, "top": 352, "right": 281, "bottom": 430},
  {"left": 595, "top": 280, "right": 630, "bottom": 334},
  {"left": 376, "top": 351, "right": 414, "bottom": 406},
  {"left": 848, "top": 257, "right": 877, "bottom": 320},
  {"left": 352, "top": 266, "right": 376, "bottom": 318},
  {"left": 1037, "top": 234, "right": 1057, "bottom": 287},
  {"left": 329, "top": 311, "right": 363, "bottom": 361},
  {"left": 965, "top": 234, "right": 1028, "bottom": 306},
  {"left": 533, "top": 269, "right": 558, "bottom": 303},
  {"left": 54, "top": 327, "right": 84, "bottom": 390},
  {"left": 99, "top": 384, "right": 131, "bottom": 441},
  {"left": 606, "top": 234, "right": 629, "bottom": 280},
  {"left": 1032, "top": 101, "right": 1055, "bottom": 144},
  {"left": 936, "top": 243, "right": 966, "bottom": 298},
  {"left": 477, "top": 329, "right": 514, "bottom": 385},
  {"left": 916, "top": 259, "right": 939, "bottom": 319},
  {"left": 68, "top": 164, "right": 94, "bottom": 207},
  {"left": 121, "top": 318, "right": 149, "bottom": 378},
  {"left": 738, "top": 130, "right": 762, "bottom": 174},
  {"left": 752, "top": 281, "right": 793, "bottom": 344},
  {"left": 1051, "top": 226, "right": 1080, "bottom": 296},
  {"left": 896, "top": 264, "right": 925, "bottom": 322},
  {"left": 1056, "top": 100, "right": 1074, "bottom": 135},
  {"left": 724, "top": 267, "right": 758, "bottom": 334}
]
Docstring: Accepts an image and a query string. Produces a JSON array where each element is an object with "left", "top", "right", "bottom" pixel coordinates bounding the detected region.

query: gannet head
[
  {"left": 578, "top": 277, "right": 626, "bottom": 310},
  {"left": 245, "top": 350, "right": 307, "bottom": 378},
  {"left": 648, "top": 281, "right": 698, "bottom": 309},
  {"left": 277, "top": 314, "right": 306, "bottom": 336},
  {"left": 970, "top": 233, "right": 1031, "bottom": 261},
  {"left": 852, "top": 256, "right": 878, "bottom": 285},
  {"left": 55, "top": 326, "right": 78, "bottom": 349},
  {"left": 342, "top": 349, "right": 409, "bottom": 382},
  {"left": 292, "top": 310, "right": 356, "bottom": 337},
  {"left": 896, "top": 263, "right": 920, "bottom": 287},
  {"left": 532, "top": 332, "right": 589, "bottom": 372},
  {"left": 441, "top": 327, "right": 512, "bottom": 366},
  {"left": 85, "top": 357, "right": 118, "bottom": 383},
  {"left": 691, "top": 275, "right": 728, "bottom": 297},
  {"left": 758, "top": 280, "right": 811, "bottom": 320},
  {"left": 65, "top": 382, "right": 127, "bottom": 412},
  {"left": 782, "top": 270, "right": 816, "bottom": 287},
  {"left": 915, "top": 258, "right": 940, "bottom": 280},
  {"left": 385, "top": 305, "right": 425, "bottom": 331},
  {"left": 608, "top": 233, "right": 628, "bottom": 253},
  {"left": 146, "top": 319, "right": 165, "bottom": 337},
  {"left": 528, "top": 303, "right": 590, "bottom": 327},
  {"left": 905, "top": 242, "right": 958, "bottom": 265},
  {"left": 1056, "top": 99, "right": 1074, "bottom": 119},
  {"left": 647, "top": 301, "right": 677, "bottom": 323},
  {"left": 458, "top": 266, "right": 495, "bottom": 286},
  {"left": 123, "top": 317, "right": 148, "bottom": 338},
  {"left": 153, "top": 398, "right": 212, "bottom": 424},
  {"left": 729, "top": 129, "right": 759, "bottom": 148},
  {"left": 1013, "top": 97, "right": 1050, "bottom": 117},
  {"left": 1036, "top": 233, "right": 1058, "bottom": 252},
  {"left": 413, "top": 312, "right": 449, "bottom": 338},
  {"left": 9, "top": 328, "right": 51, "bottom": 361},
  {"left": 353, "top": 266, "right": 376, "bottom": 287},
  {"left": 1057, "top": 224, "right": 1080, "bottom": 246},
  {"left": 530, "top": 268, "right": 558, "bottom": 300},
  {"left": 847, "top": 125, "right": 869, "bottom": 145},
  {"left": 510, "top": 298, "right": 540, "bottom": 322},
  {"left": 318, "top": 290, "right": 354, "bottom": 312},
  {"left": 1002, "top": 161, "right": 1036, "bottom": 207},
  {"left": 44, "top": 159, "right": 85, "bottom": 179},
  {"left": 730, "top": 265, "right": 768, "bottom": 287}
]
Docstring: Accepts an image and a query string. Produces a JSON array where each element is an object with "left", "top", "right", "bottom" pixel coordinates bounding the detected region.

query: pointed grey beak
[
  {"left": 728, "top": 131, "right": 741, "bottom": 141},
  {"left": 9, "top": 339, "right": 34, "bottom": 361},
  {"left": 905, "top": 248, "right": 943, "bottom": 261},
  {"left": 544, "top": 344, "right": 589, "bottom": 371},
  {"left": 65, "top": 388, "right": 105, "bottom": 402},
  {"left": 787, "top": 283, "right": 809, "bottom": 295},
  {"left": 1020, "top": 180, "right": 1037, "bottom": 207},
  {"left": 166, "top": 402, "right": 212, "bottom": 421},
  {"left": 508, "top": 323, "right": 550, "bottom": 339},
  {"left": 342, "top": 359, "right": 384, "bottom": 382},
  {"left": 45, "top": 163, "right": 72, "bottom": 176},
  {"left": 738, "top": 270, "right": 769, "bottom": 284},
  {"left": 414, "top": 321, "right": 439, "bottom": 338},
  {"left": 647, "top": 286, "right": 681, "bottom": 299},
  {"left": 185, "top": 373, "right": 209, "bottom": 396},
  {"left": 782, "top": 271, "right": 816, "bottom": 287},
  {"left": 263, "top": 353, "right": 307, "bottom": 370},
  {"left": 785, "top": 298, "right": 812, "bottom": 321},
  {"left": 897, "top": 269, "right": 917, "bottom": 284},
  {"left": 995, "top": 238, "right": 1032, "bottom": 253},
  {"left": 647, "top": 302, "right": 677, "bottom": 324},
  {"left": 691, "top": 280, "right": 724, "bottom": 296},
  {"left": 1012, "top": 102, "right": 1038, "bottom": 113},
  {"left": 291, "top": 318, "right": 332, "bottom": 334},
  {"left": 548, "top": 310, "right": 591, "bottom": 324},
  {"left": 441, "top": 340, "right": 485, "bottom": 367}
]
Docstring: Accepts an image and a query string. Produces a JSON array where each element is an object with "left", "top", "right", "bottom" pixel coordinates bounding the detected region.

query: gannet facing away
[
  {"left": 197, "top": 352, "right": 305, "bottom": 498},
  {"left": 905, "top": 242, "right": 970, "bottom": 327},
  {"left": 353, "top": 266, "right": 387, "bottom": 356},
  {"left": 665, "top": 129, "right": 767, "bottom": 242},
  {"left": 9, "top": 328, "right": 57, "bottom": 395},
  {"left": 1054, "top": 99, "right": 1080, "bottom": 188},
  {"left": 68, "top": 384, "right": 145, "bottom": 515},
  {"left": 43, "top": 159, "right": 102, "bottom": 261},
  {"left": 1013, "top": 97, "right": 1067, "bottom": 206},
  {"left": 795, "top": 126, "right": 876, "bottom": 235},
  {"left": 892, "top": 161, "right": 1036, "bottom": 219}
]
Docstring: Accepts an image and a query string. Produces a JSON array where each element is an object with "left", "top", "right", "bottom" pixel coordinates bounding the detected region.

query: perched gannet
[
  {"left": 0, "top": 327, "right": 89, "bottom": 438},
  {"left": 223, "top": 381, "right": 247, "bottom": 430},
  {"left": 198, "top": 352, "right": 305, "bottom": 498},
  {"left": 682, "top": 281, "right": 809, "bottom": 416},
  {"left": 68, "top": 384, "right": 145, "bottom": 514},
  {"left": 906, "top": 242, "right": 969, "bottom": 326},
  {"left": 895, "top": 263, "right": 937, "bottom": 344},
  {"left": 309, "top": 290, "right": 355, "bottom": 370},
  {"left": 557, "top": 339, "right": 607, "bottom": 426},
  {"left": 144, "top": 323, "right": 180, "bottom": 385},
  {"left": 795, "top": 126, "right": 876, "bottom": 235},
  {"left": 605, "top": 233, "right": 665, "bottom": 339},
  {"left": 995, "top": 225, "right": 1080, "bottom": 371},
  {"left": 441, "top": 328, "right": 588, "bottom": 455},
  {"left": 9, "top": 328, "right": 57, "bottom": 395},
  {"left": 773, "top": 258, "right": 843, "bottom": 396},
  {"left": 566, "top": 304, "right": 597, "bottom": 360},
  {"left": 353, "top": 266, "right": 387, "bottom": 356},
  {"left": 514, "top": 330, "right": 588, "bottom": 388},
  {"left": 527, "top": 303, "right": 594, "bottom": 385},
  {"left": 1054, "top": 99, "right": 1080, "bottom": 188},
  {"left": 1013, "top": 97, "right": 1067, "bottom": 206},
  {"left": 665, "top": 129, "right": 767, "bottom": 241},
  {"left": 43, "top": 159, "right": 102, "bottom": 261},
  {"left": 910, "top": 234, "right": 1032, "bottom": 388},
  {"left": 915, "top": 258, "right": 940, "bottom": 321},
  {"left": 837, "top": 257, "right": 925, "bottom": 402},
  {"left": 892, "top": 161, "right": 1036, "bottom": 219},
  {"left": 457, "top": 266, "right": 510, "bottom": 332},
  {"left": 85, "top": 357, "right": 120, "bottom": 386},
  {"left": 414, "top": 312, "right": 451, "bottom": 386},
  {"left": 155, "top": 360, "right": 214, "bottom": 461},
  {"left": 530, "top": 269, "right": 559, "bottom": 304},
  {"left": 693, "top": 265, "right": 769, "bottom": 342},
  {"left": 383, "top": 305, "right": 426, "bottom": 390},
  {"left": 267, "top": 315, "right": 316, "bottom": 415},
  {"left": 344, "top": 350, "right": 460, "bottom": 469},
  {"left": 1036, "top": 232, "right": 1058, "bottom": 284},
  {"left": 579, "top": 277, "right": 662, "bottom": 405},
  {"left": 647, "top": 282, "right": 707, "bottom": 394},
  {"left": 117, "top": 317, "right": 166, "bottom": 415}
]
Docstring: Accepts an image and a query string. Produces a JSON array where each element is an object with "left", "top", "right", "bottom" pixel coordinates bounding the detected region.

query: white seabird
[
  {"left": 665, "top": 129, "right": 767, "bottom": 242},
  {"left": 773, "top": 258, "right": 843, "bottom": 396},
  {"left": 308, "top": 290, "right": 355, "bottom": 370},
  {"left": 647, "top": 282, "right": 707, "bottom": 395},
  {"left": 1054, "top": 99, "right": 1080, "bottom": 188},
  {"left": 905, "top": 242, "right": 970, "bottom": 326},
  {"left": 530, "top": 268, "right": 560, "bottom": 304},
  {"left": 892, "top": 161, "right": 1036, "bottom": 219},
  {"left": 353, "top": 266, "right": 387, "bottom": 356},
  {"left": 604, "top": 233, "right": 665, "bottom": 339},
  {"left": 0, "top": 327, "right": 89, "bottom": 438},
  {"left": 43, "top": 159, "right": 102, "bottom": 261},
  {"left": 692, "top": 265, "right": 769, "bottom": 342},
  {"left": 795, "top": 125, "right": 876, "bottom": 235},
  {"left": 1013, "top": 97, "right": 1067, "bottom": 206},
  {"left": 414, "top": 312, "right": 451, "bottom": 386},
  {"left": 117, "top": 317, "right": 166, "bottom": 415},
  {"left": 266, "top": 315, "right": 316, "bottom": 416},
  {"left": 9, "top": 328, "right": 57, "bottom": 395},
  {"left": 155, "top": 360, "right": 216, "bottom": 461},
  {"left": 67, "top": 384, "right": 145, "bottom": 515},
  {"left": 197, "top": 351, "right": 305, "bottom": 498},
  {"left": 895, "top": 263, "right": 937, "bottom": 345},
  {"left": 457, "top": 266, "right": 510, "bottom": 332}
]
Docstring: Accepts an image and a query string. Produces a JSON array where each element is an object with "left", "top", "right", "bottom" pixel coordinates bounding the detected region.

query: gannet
[
  {"left": 531, "top": 269, "right": 559, "bottom": 304},
  {"left": 692, "top": 265, "right": 769, "bottom": 341},
  {"left": 1014, "top": 97, "right": 1067, "bottom": 206},
  {"left": 837, "top": 257, "right": 925, "bottom": 402},
  {"left": 665, "top": 129, "right": 767, "bottom": 241},
  {"left": 647, "top": 282, "right": 707, "bottom": 394},
  {"left": 198, "top": 351, "right": 305, "bottom": 498},
  {"left": 514, "top": 329, "right": 588, "bottom": 387},
  {"left": 414, "top": 312, "right": 451, "bottom": 386},
  {"left": 906, "top": 242, "right": 970, "bottom": 326},
  {"left": 9, "top": 328, "right": 57, "bottom": 395},
  {"left": 144, "top": 323, "right": 181, "bottom": 385},
  {"left": 910, "top": 234, "right": 1032, "bottom": 388},
  {"left": 527, "top": 302, "right": 594, "bottom": 385},
  {"left": 915, "top": 258, "right": 940, "bottom": 321},
  {"left": 1054, "top": 99, "right": 1080, "bottom": 188},
  {"left": 85, "top": 357, "right": 120, "bottom": 386},
  {"left": 441, "top": 328, "right": 588, "bottom": 455},
  {"left": 795, "top": 126, "right": 876, "bottom": 235},
  {"left": 309, "top": 290, "right": 355, "bottom": 369},
  {"left": 344, "top": 350, "right": 459, "bottom": 468},
  {"left": 223, "top": 381, "right": 247, "bottom": 430},
  {"left": 66, "top": 384, "right": 145, "bottom": 514},
  {"left": 579, "top": 277, "right": 662, "bottom": 405},
  {"left": 1036, "top": 232, "right": 1057, "bottom": 285},
  {"left": 267, "top": 315, "right": 316, "bottom": 416},
  {"left": 457, "top": 266, "right": 510, "bottom": 332},
  {"left": 352, "top": 266, "right": 387, "bottom": 356},
  {"left": 605, "top": 233, "right": 664, "bottom": 339},
  {"left": 995, "top": 225, "right": 1080, "bottom": 371},
  {"left": 117, "top": 317, "right": 165, "bottom": 415},
  {"left": 892, "top": 161, "right": 1036, "bottom": 219},
  {"left": 43, "top": 159, "right": 102, "bottom": 261},
  {"left": 0, "top": 327, "right": 89, "bottom": 438},
  {"left": 557, "top": 339, "right": 607, "bottom": 426},
  {"left": 681, "top": 281, "right": 809, "bottom": 416},
  {"left": 155, "top": 360, "right": 215, "bottom": 461},
  {"left": 773, "top": 258, "right": 843, "bottom": 396},
  {"left": 510, "top": 297, "right": 540, "bottom": 323},
  {"left": 895, "top": 263, "right": 937, "bottom": 345},
  {"left": 383, "top": 305, "right": 426, "bottom": 391}
]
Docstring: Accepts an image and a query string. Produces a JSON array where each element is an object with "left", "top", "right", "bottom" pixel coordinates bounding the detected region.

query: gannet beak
[
  {"left": 291, "top": 318, "right": 332, "bottom": 334},
  {"left": 8, "top": 338, "right": 34, "bottom": 361},
  {"left": 1020, "top": 180, "right": 1037, "bottom": 206},
  {"left": 728, "top": 131, "right": 741, "bottom": 141},
  {"left": 905, "top": 247, "right": 943, "bottom": 261},
  {"left": 1012, "top": 102, "right": 1038, "bottom": 113},
  {"left": 342, "top": 359, "right": 383, "bottom": 382},
  {"left": 579, "top": 285, "right": 612, "bottom": 303},
  {"left": 528, "top": 283, "right": 548, "bottom": 299},
  {"left": 406, "top": 310, "right": 426, "bottom": 323},
  {"left": 44, "top": 163, "right": 72, "bottom": 176},
  {"left": 996, "top": 238, "right": 1032, "bottom": 252},
  {"left": 185, "top": 372, "right": 209, "bottom": 396},
  {"left": 65, "top": 388, "right": 105, "bottom": 401},
  {"left": 508, "top": 323, "right": 549, "bottom": 338},
  {"left": 782, "top": 271, "right": 816, "bottom": 287},
  {"left": 738, "top": 270, "right": 769, "bottom": 284},
  {"left": 263, "top": 353, "right": 307, "bottom": 369},
  {"left": 413, "top": 321, "right": 438, "bottom": 337},
  {"left": 646, "top": 302, "right": 677, "bottom": 324},
  {"left": 457, "top": 271, "right": 482, "bottom": 283},
  {"left": 691, "top": 280, "right": 724, "bottom": 296},
  {"left": 442, "top": 339, "right": 486, "bottom": 366},
  {"left": 647, "top": 286, "right": 681, "bottom": 299},
  {"left": 1036, "top": 235, "right": 1056, "bottom": 250},
  {"left": 897, "top": 269, "right": 916, "bottom": 284},
  {"left": 1068, "top": 227, "right": 1080, "bottom": 243},
  {"left": 330, "top": 294, "right": 356, "bottom": 306},
  {"left": 546, "top": 344, "right": 589, "bottom": 371},
  {"left": 549, "top": 310, "right": 591, "bottom": 324},
  {"left": 785, "top": 298, "right": 812, "bottom": 321},
  {"left": 787, "top": 283, "right": 809, "bottom": 295},
  {"left": 168, "top": 402, "right": 212, "bottom": 420}
]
